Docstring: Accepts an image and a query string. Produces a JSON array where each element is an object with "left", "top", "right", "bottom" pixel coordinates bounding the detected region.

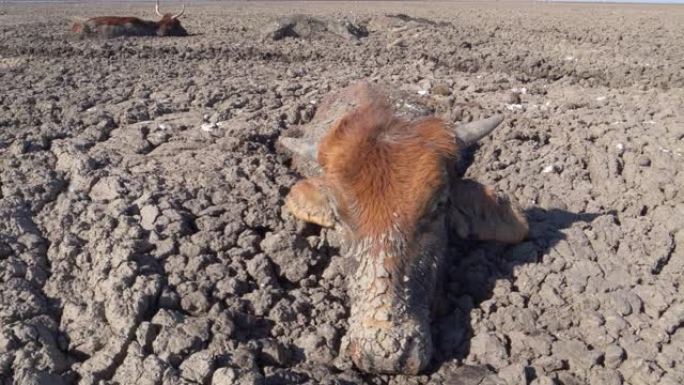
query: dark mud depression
[{"left": 0, "top": 2, "right": 683, "bottom": 385}]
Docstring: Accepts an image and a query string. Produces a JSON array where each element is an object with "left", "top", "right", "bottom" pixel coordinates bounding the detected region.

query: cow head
[
  {"left": 155, "top": 0, "right": 187, "bottom": 36},
  {"left": 281, "top": 83, "right": 528, "bottom": 374}
]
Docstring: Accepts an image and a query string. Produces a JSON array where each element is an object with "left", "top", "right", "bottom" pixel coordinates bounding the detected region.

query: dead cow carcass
[
  {"left": 71, "top": 0, "right": 187, "bottom": 38},
  {"left": 280, "top": 82, "right": 529, "bottom": 374}
]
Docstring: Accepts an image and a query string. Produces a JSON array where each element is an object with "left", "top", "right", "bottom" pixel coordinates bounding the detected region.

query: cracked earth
[{"left": 0, "top": 2, "right": 683, "bottom": 385}]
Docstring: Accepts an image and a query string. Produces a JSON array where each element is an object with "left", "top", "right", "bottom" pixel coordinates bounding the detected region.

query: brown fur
[
  {"left": 85, "top": 16, "right": 150, "bottom": 26},
  {"left": 318, "top": 102, "right": 458, "bottom": 238},
  {"left": 449, "top": 180, "right": 529, "bottom": 243},
  {"left": 71, "top": 14, "right": 186, "bottom": 37},
  {"left": 283, "top": 83, "right": 528, "bottom": 375}
]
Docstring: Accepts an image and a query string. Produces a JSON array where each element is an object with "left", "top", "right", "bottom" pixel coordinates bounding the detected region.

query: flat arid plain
[{"left": 1, "top": 1, "right": 683, "bottom": 384}]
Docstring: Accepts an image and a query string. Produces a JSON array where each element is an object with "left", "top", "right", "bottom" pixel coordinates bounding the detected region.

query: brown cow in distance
[
  {"left": 71, "top": 0, "right": 187, "bottom": 38},
  {"left": 280, "top": 82, "right": 529, "bottom": 374}
]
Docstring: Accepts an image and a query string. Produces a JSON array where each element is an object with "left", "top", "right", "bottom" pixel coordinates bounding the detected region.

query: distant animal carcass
[
  {"left": 280, "top": 82, "right": 529, "bottom": 375},
  {"left": 71, "top": 0, "right": 187, "bottom": 38}
]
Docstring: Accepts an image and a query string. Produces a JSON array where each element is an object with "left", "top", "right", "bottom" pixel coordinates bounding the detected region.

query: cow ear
[
  {"left": 449, "top": 180, "right": 528, "bottom": 243},
  {"left": 285, "top": 177, "right": 335, "bottom": 228}
]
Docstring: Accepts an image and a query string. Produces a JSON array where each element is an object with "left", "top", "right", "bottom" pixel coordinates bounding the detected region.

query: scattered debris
[{"left": 200, "top": 122, "right": 216, "bottom": 132}]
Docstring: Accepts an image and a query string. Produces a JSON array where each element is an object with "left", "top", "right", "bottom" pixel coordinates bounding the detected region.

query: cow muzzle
[
  {"left": 346, "top": 313, "right": 432, "bottom": 374},
  {"left": 342, "top": 233, "right": 442, "bottom": 374}
]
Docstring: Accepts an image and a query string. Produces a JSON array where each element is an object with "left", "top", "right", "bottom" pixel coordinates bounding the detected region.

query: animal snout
[{"left": 346, "top": 316, "right": 432, "bottom": 374}]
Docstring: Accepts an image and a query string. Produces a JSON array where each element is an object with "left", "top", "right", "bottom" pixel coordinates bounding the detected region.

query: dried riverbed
[{"left": 0, "top": 2, "right": 683, "bottom": 385}]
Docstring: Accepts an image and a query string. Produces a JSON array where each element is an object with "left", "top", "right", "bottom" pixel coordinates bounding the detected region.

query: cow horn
[
  {"left": 155, "top": 0, "right": 163, "bottom": 17},
  {"left": 280, "top": 137, "right": 318, "bottom": 163},
  {"left": 454, "top": 114, "right": 504, "bottom": 145},
  {"left": 171, "top": 4, "right": 186, "bottom": 20}
]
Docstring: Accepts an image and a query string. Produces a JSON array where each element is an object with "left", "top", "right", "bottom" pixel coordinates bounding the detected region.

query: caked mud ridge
[{"left": 1, "top": 2, "right": 683, "bottom": 385}]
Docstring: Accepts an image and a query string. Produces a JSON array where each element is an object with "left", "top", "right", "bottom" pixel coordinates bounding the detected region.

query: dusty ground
[{"left": 1, "top": 1, "right": 683, "bottom": 384}]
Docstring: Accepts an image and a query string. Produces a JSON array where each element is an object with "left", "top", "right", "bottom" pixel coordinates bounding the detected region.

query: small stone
[
  {"left": 246, "top": 254, "right": 277, "bottom": 287},
  {"left": 638, "top": 156, "right": 651, "bottom": 167},
  {"left": 604, "top": 344, "right": 625, "bottom": 369},
  {"left": 152, "top": 237, "right": 176, "bottom": 259},
  {"left": 231, "top": 345, "right": 258, "bottom": 370},
  {"left": 552, "top": 339, "right": 602, "bottom": 370},
  {"left": 152, "top": 314, "right": 210, "bottom": 365},
  {"left": 258, "top": 338, "right": 290, "bottom": 366},
  {"left": 580, "top": 311, "right": 604, "bottom": 329},
  {"left": 0, "top": 330, "right": 18, "bottom": 353},
  {"left": 468, "top": 332, "right": 509, "bottom": 369},
  {"left": 321, "top": 256, "right": 345, "bottom": 280},
  {"left": 212, "top": 368, "right": 237, "bottom": 385},
  {"left": 135, "top": 322, "right": 156, "bottom": 351},
  {"left": 140, "top": 204, "right": 159, "bottom": 230},
  {"left": 260, "top": 232, "right": 311, "bottom": 283},
  {"left": 180, "top": 291, "right": 210, "bottom": 315},
  {"left": 268, "top": 299, "right": 296, "bottom": 323},
  {"left": 659, "top": 302, "right": 684, "bottom": 334},
  {"left": 179, "top": 242, "right": 202, "bottom": 258},
  {"left": 506, "top": 92, "right": 521, "bottom": 104},
  {"left": 201, "top": 123, "right": 217, "bottom": 132},
  {"left": 498, "top": 363, "right": 528, "bottom": 385},
  {"left": 534, "top": 356, "right": 565, "bottom": 374},
  {"left": 418, "top": 79, "right": 433, "bottom": 91},
  {"left": 180, "top": 350, "right": 214, "bottom": 384},
  {"left": 295, "top": 332, "right": 334, "bottom": 365},
  {"left": 89, "top": 176, "right": 122, "bottom": 201},
  {"left": 606, "top": 292, "right": 633, "bottom": 316},
  {"left": 589, "top": 368, "right": 622, "bottom": 385}
]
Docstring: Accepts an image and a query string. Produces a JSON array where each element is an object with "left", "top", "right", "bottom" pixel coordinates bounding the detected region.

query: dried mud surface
[{"left": 1, "top": 2, "right": 683, "bottom": 385}]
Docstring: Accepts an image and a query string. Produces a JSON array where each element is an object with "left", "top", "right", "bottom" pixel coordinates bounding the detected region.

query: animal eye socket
[{"left": 427, "top": 190, "right": 447, "bottom": 210}]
